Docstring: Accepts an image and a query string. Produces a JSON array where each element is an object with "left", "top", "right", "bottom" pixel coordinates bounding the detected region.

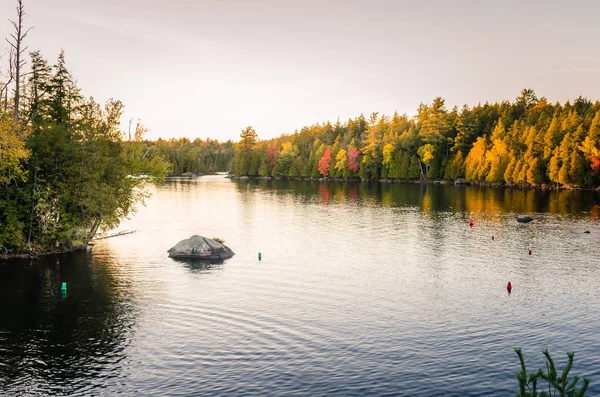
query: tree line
[
  {"left": 142, "top": 137, "right": 234, "bottom": 175},
  {"left": 0, "top": 1, "right": 168, "bottom": 254},
  {"left": 230, "top": 89, "right": 600, "bottom": 188}
]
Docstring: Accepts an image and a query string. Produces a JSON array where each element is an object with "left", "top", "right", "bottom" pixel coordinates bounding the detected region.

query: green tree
[{"left": 408, "top": 155, "right": 421, "bottom": 179}]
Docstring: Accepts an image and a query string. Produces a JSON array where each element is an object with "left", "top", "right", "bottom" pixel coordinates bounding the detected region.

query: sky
[{"left": 1, "top": 0, "right": 600, "bottom": 141}]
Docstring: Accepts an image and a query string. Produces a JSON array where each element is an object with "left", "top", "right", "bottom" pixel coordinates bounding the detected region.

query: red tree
[
  {"left": 318, "top": 148, "right": 332, "bottom": 176},
  {"left": 268, "top": 144, "right": 277, "bottom": 168},
  {"left": 348, "top": 147, "right": 360, "bottom": 173},
  {"left": 591, "top": 156, "right": 600, "bottom": 175}
]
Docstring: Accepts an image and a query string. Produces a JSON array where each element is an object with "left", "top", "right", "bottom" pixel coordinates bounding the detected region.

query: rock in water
[
  {"left": 454, "top": 178, "right": 470, "bottom": 186},
  {"left": 168, "top": 235, "right": 235, "bottom": 260},
  {"left": 516, "top": 215, "right": 534, "bottom": 223}
]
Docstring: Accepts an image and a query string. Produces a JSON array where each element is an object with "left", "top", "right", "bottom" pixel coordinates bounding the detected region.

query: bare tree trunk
[
  {"left": 1, "top": 48, "right": 15, "bottom": 113},
  {"left": 6, "top": 0, "right": 32, "bottom": 121}
]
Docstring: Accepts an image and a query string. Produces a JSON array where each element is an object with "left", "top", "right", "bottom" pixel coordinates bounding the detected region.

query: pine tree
[
  {"left": 569, "top": 148, "right": 585, "bottom": 186},
  {"left": 408, "top": 155, "right": 421, "bottom": 179},
  {"left": 25, "top": 51, "right": 51, "bottom": 127},
  {"left": 526, "top": 157, "right": 542, "bottom": 185},
  {"left": 240, "top": 126, "right": 258, "bottom": 151},
  {"left": 504, "top": 155, "right": 516, "bottom": 183},
  {"left": 399, "top": 151, "right": 410, "bottom": 179},
  {"left": 548, "top": 147, "right": 561, "bottom": 184}
]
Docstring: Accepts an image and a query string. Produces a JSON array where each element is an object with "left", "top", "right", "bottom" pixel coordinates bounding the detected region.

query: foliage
[
  {"left": 0, "top": 118, "right": 30, "bottom": 183},
  {"left": 348, "top": 147, "right": 360, "bottom": 173},
  {"left": 318, "top": 147, "right": 332, "bottom": 176},
  {"left": 142, "top": 136, "right": 233, "bottom": 176},
  {"left": 229, "top": 89, "right": 600, "bottom": 188},
  {"left": 0, "top": 43, "right": 168, "bottom": 253},
  {"left": 515, "top": 348, "right": 590, "bottom": 397}
]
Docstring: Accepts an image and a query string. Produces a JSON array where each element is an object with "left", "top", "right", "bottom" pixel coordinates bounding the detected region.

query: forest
[
  {"left": 143, "top": 137, "right": 234, "bottom": 176},
  {"left": 0, "top": 1, "right": 168, "bottom": 254},
  {"left": 229, "top": 90, "right": 600, "bottom": 189}
]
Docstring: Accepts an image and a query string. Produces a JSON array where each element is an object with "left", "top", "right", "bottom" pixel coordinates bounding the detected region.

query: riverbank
[
  {"left": 227, "top": 175, "right": 600, "bottom": 192},
  {"left": 0, "top": 244, "right": 92, "bottom": 262},
  {"left": 167, "top": 171, "right": 229, "bottom": 178}
]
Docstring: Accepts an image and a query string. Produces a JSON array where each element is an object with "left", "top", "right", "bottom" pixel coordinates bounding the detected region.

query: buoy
[
  {"left": 492, "top": 235, "right": 495, "bottom": 240},
  {"left": 61, "top": 282, "right": 67, "bottom": 291},
  {"left": 528, "top": 249, "right": 532, "bottom": 255},
  {"left": 507, "top": 281, "right": 512, "bottom": 293},
  {"left": 258, "top": 253, "right": 262, "bottom": 261},
  {"left": 469, "top": 219, "right": 474, "bottom": 228}
]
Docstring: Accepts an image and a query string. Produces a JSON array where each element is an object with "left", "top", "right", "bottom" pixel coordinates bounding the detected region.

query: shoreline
[
  {"left": 0, "top": 244, "right": 91, "bottom": 263},
  {"left": 227, "top": 175, "right": 600, "bottom": 192},
  {"left": 166, "top": 171, "right": 228, "bottom": 178}
]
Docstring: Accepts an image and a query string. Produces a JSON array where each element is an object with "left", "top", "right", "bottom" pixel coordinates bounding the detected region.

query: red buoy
[
  {"left": 528, "top": 249, "right": 532, "bottom": 255},
  {"left": 507, "top": 281, "right": 512, "bottom": 293},
  {"left": 469, "top": 219, "right": 474, "bottom": 228},
  {"left": 492, "top": 235, "right": 495, "bottom": 240}
]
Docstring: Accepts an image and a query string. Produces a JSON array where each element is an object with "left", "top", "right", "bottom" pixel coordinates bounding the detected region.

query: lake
[{"left": 2, "top": 176, "right": 600, "bottom": 396}]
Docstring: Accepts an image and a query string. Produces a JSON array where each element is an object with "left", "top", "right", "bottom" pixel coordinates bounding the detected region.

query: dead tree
[
  {"left": 6, "top": 0, "right": 32, "bottom": 121},
  {"left": 0, "top": 48, "right": 15, "bottom": 113}
]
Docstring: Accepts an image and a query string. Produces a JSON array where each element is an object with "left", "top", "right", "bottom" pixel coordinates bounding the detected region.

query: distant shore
[
  {"left": 227, "top": 175, "right": 600, "bottom": 192},
  {"left": 167, "top": 171, "right": 229, "bottom": 178}
]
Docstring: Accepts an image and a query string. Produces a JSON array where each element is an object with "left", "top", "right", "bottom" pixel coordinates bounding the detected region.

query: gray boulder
[
  {"left": 454, "top": 178, "right": 469, "bottom": 185},
  {"left": 168, "top": 235, "right": 235, "bottom": 260},
  {"left": 516, "top": 215, "right": 534, "bottom": 223}
]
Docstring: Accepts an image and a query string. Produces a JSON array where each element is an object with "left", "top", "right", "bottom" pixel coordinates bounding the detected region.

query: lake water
[{"left": 2, "top": 176, "right": 600, "bottom": 396}]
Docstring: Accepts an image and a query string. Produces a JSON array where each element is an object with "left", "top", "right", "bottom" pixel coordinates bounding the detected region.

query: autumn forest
[{"left": 226, "top": 89, "right": 600, "bottom": 188}]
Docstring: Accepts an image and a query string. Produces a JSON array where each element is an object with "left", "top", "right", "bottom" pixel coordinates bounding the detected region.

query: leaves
[
  {"left": 514, "top": 348, "right": 590, "bottom": 397},
  {"left": 224, "top": 90, "right": 600, "bottom": 187},
  {"left": 0, "top": 118, "right": 30, "bottom": 183},
  {"left": 318, "top": 147, "right": 332, "bottom": 177},
  {"left": 1, "top": 50, "right": 168, "bottom": 252}
]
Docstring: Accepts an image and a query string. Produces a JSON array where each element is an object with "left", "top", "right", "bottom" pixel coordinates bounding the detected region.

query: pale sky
[{"left": 1, "top": 0, "right": 600, "bottom": 141}]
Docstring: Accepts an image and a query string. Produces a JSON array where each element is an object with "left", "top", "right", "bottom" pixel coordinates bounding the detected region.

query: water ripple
[{"left": 2, "top": 178, "right": 600, "bottom": 396}]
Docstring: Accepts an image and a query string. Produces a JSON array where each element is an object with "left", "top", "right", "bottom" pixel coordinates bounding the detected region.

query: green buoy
[
  {"left": 61, "top": 282, "right": 67, "bottom": 291},
  {"left": 258, "top": 252, "right": 262, "bottom": 261}
]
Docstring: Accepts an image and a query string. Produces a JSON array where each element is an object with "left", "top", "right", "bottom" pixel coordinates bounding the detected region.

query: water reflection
[
  {"left": 0, "top": 250, "right": 136, "bottom": 395},
  {"left": 3, "top": 177, "right": 600, "bottom": 396},
  {"left": 234, "top": 179, "right": 600, "bottom": 218},
  {"left": 170, "top": 257, "right": 226, "bottom": 272}
]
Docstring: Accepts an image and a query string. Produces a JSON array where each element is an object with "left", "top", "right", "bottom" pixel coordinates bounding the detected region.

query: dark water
[{"left": 2, "top": 176, "right": 600, "bottom": 396}]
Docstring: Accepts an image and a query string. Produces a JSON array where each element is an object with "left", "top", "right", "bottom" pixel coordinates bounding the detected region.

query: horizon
[{"left": 1, "top": 0, "right": 600, "bottom": 142}]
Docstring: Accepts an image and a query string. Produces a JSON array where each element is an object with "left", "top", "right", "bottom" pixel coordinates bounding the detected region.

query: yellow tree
[
  {"left": 486, "top": 138, "right": 509, "bottom": 183},
  {"left": 417, "top": 144, "right": 436, "bottom": 178},
  {"left": 0, "top": 119, "right": 30, "bottom": 183},
  {"left": 465, "top": 137, "right": 487, "bottom": 181},
  {"left": 547, "top": 148, "right": 560, "bottom": 184},
  {"left": 334, "top": 148, "right": 347, "bottom": 176},
  {"left": 382, "top": 143, "right": 395, "bottom": 177}
]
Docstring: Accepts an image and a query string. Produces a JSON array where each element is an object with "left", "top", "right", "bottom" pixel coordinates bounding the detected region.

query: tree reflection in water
[{"left": 0, "top": 250, "right": 136, "bottom": 395}]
